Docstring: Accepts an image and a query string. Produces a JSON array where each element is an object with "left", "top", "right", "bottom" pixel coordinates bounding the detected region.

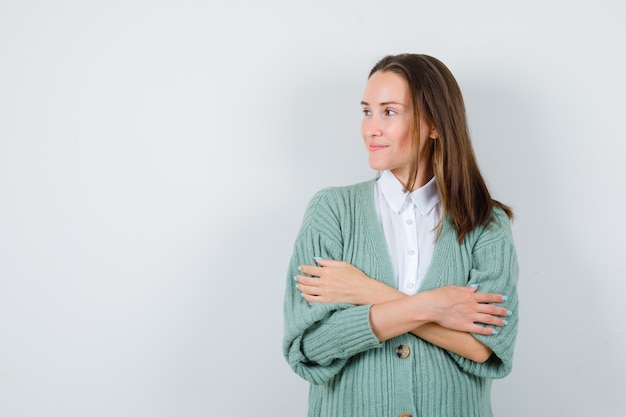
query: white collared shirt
[{"left": 374, "top": 170, "right": 442, "bottom": 295}]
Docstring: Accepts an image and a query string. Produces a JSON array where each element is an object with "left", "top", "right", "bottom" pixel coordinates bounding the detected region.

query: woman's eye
[
  {"left": 385, "top": 109, "right": 397, "bottom": 116},
  {"left": 362, "top": 109, "right": 372, "bottom": 116}
]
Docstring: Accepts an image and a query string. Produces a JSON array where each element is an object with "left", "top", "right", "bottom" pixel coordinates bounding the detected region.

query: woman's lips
[{"left": 368, "top": 144, "right": 387, "bottom": 152}]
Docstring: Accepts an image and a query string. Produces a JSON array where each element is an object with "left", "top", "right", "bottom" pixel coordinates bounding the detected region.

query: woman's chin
[{"left": 368, "top": 159, "right": 388, "bottom": 172}]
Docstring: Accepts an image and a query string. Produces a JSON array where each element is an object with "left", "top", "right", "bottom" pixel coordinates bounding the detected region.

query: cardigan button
[
  {"left": 395, "top": 344, "right": 410, "bottom": 359},
  {"left": 399, "top": 413, "right": 412, "bottom": 417}
]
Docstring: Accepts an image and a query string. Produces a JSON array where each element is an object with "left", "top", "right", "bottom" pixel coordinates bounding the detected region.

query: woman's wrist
[
  {"left": 407, "top": 291, "right": 438, "bottom": 323},
  {"left": 368, "top": 282, "right": 407, "bottom": 305}
]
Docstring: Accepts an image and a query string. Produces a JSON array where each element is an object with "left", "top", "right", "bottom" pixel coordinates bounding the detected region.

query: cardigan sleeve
[
  {"left": 282, "top": 189, "right": 383, "bottom": 385},
  {"left": 448, "top": 210, "right": 520, "bottom": 379}
]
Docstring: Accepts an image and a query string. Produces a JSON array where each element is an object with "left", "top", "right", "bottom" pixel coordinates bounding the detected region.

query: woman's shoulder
[
  {"left": 297, "top": 178, "right": 377, "bottom": 242},
  {"left": 470, "top": 206, "right": 515, "bottom": 249},
  {"left": 301, "top": 178, "right": 377, "bottom": 226},
  {"left": 308, "top": 178, "right": 377, "bottom": 207},
  {"left": 490, "top": 206, "right": 514, "bottom": 234}
]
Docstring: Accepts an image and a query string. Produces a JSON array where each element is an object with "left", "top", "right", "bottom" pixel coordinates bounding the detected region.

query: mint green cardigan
[{"left": 283, "top": 179, "right": 519, "bottom": 417}]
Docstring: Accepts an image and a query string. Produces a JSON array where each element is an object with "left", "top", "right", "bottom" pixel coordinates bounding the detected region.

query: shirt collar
[{"left": 378, "top": 170, "right": 440, "bottom": 215}]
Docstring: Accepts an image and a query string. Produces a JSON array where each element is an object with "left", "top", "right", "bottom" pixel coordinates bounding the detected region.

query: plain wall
[{"left": 1, "top": 1, "right": 625, "bottom": 415}]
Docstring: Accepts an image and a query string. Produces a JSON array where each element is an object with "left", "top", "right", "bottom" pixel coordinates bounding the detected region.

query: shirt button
[
  {"left": 406, "top": 219, "right": 413, "bottom": 225},
  {"left": 408, "top": 250, "right": 415, "bottom": 256},
  {"left": 399, "top": 413, "right": 412, "bottom": 417},
  {"left": 396, "top": 345, "right": 411, "bottom": 359}
]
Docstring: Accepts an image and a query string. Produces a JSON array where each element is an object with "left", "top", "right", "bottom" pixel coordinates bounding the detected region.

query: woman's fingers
[
  {"left": 474, "top": 312, "right": 507, "bottom": 326},
  {"left": 477, "top": 302, "right": 510, "bottom": 318},
  {"left": 424, "top": 285, "right": 512, "bottom": 333},
  {"left": 299, "top": 264, "right": 324, "bottom": 277},
  {"left": 450, "top": 285, "right": 507, "bottom": 305},
  {"left": 299, "top": 259, "right": 351, "bottom": 276},
  {"left": 470, "top": 324, "right": 499, "bottom": 336},
  {"left": 296, "top": 277, "right": 323, "bottom": 301},
  {"left": 295, "top": 276, "right": 320, "bottom": 297},
  {"left": 296, "top": 274, "right": 320, "bottom": 287},
  {"left": 474, "top": 292, "right": 507, "bottom": 304}
]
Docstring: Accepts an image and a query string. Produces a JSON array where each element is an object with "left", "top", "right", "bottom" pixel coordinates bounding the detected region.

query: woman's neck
[{"left": 391, "top": 168, "right": 434, "bottom": 192}]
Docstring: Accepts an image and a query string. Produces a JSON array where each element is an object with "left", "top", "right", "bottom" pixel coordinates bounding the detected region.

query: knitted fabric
[{"left": 283, "top": 179, "right": 519, "bottom": 417}]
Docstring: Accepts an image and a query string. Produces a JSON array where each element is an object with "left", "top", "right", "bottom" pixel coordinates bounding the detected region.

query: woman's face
[{"left": 361, "top": 70, "right": 435, "bottom": 185}]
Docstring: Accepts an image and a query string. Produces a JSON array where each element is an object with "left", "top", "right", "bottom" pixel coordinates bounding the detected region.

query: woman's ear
[{"left": 429, "top": 126, "right": 439, "bottom": 140}]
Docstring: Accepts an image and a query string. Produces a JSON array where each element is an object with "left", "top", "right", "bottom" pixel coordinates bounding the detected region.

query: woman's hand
[
  {"left": 295, "top": 259, "right": 400, "bottom": 305},
  {"left": 420, "top": 285, "right": 509, "bottom": 336}
]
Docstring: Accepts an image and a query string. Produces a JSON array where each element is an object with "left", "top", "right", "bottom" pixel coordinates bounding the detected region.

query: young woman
[{"left": 283, "top": 54, "right": 518, "bottom": 417}]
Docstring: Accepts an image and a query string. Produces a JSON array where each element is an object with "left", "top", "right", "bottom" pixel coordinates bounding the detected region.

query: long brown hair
[{"left": 369, "top": 54, "right": 513, "bottom": 242}]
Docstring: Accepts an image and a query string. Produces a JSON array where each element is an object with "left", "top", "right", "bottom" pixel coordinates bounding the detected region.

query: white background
[{"left": 1, "top": 1, "right": 625, "bottom": 416}]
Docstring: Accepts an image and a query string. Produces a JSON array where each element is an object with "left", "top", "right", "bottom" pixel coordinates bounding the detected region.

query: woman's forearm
[
  {"left": 369, "top": 296, "right": 431, "bottom": 341},
  {"left": 367, "top": 288, "right": 498, "bottom": 363},
  {"left": 411, "top": 323, "right": 492, "bottom": 363},
  {"left": 368, "top": 294, "right": 493, "bottom": 362}
]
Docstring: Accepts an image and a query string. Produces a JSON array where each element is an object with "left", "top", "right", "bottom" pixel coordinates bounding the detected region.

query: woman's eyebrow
[{"left": 360, "top": 100, "right": 406, "bottom": 106}]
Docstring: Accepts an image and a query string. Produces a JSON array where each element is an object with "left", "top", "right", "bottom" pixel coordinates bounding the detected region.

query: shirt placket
[{"left": 402, "top": 200, "right": 419, "bottom": 294}]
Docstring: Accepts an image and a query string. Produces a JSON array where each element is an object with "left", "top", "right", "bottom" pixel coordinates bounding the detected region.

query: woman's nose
[
  {"left": 367, "top": 128, "right": 382, "bottom": 137},
  {"left": 363, "top": 119, "right": 382, "bottom": 137}
]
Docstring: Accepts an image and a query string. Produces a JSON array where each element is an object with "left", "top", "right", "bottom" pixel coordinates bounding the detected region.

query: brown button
[
  {"left": 399, "top": 413, "right": 412, "bottom": 417},
  {"left": 395, "top": 344, "right": 410, "bottom": 359}
]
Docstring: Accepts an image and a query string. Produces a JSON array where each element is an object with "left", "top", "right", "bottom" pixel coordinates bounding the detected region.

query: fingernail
[
  {"left": 293, "top": 276, "right": 298, "bottom": 282},
  {"left": 502, "top": 295, "right": 508, "bottom": 301},
  {"left": 300, "top": 292, "right": 304, "bottom": 297},
  {"left": 507, "top": 310, "right": 513, "bottom": 316},
  {"left": 297, "top": 265, "right": 301, "bottom": 271},
  {"left": 502, "top": 320, "right": 508, "bottom": 326},
  {"left": 492, "top": 330, "right": 499, "bottom": 336},
  {"left": 313, "top": 256, "right": 323, "bottom": 261},
  {"left": 469, "top": 283, "right": 479, "bottom": 288}
]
